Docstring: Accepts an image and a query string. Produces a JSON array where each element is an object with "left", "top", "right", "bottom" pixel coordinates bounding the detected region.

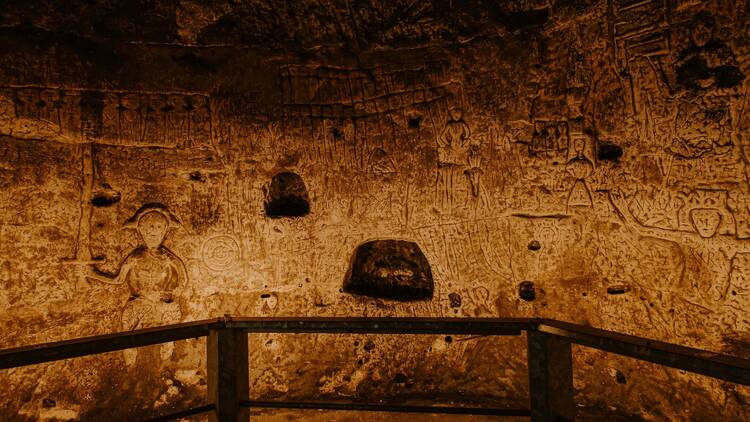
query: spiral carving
[{"left": 202, "top": 235, "right": 240, "bottom": 271}]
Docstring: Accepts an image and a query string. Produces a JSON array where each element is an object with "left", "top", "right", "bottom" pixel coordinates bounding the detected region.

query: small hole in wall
[
  {"left": 448, "top": 292, "right": 462, "bottom": 308},
  {"left": 606, "top": 284, "right": 629, "bottom": 295},
  {"left": 91, "top": 185, "right": 121, "bottom": 207},
  {"left": 616, "top": 370, "right": 627, "bottom": 384},
  {"left": 343, "top": 240, "right": 434, "bottom": 301},
  {"left": 408, "top": 116, "right": 422, "bottom": 129},
  {"left": 519, "top": 281, "right": 535, "bottom": 301},
  {"left": 331, "top": 127, "right": 343, "bottom": 139},
  {"left": 598, "top": 142, "right": 623, "bottom": 162},
  {"left": 189, "top": 171, "right": 206, "bottom": 182},
  {"left": 264, "top": 171, "right": 310, "bottom": 218}
]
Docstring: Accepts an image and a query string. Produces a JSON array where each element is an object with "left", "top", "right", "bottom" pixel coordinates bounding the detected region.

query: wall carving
[{"left": 1, "top": 0, "right": 750, "bottom": 420}]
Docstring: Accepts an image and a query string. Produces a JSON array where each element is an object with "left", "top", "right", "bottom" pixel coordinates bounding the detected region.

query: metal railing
[{"left": 1, "top": 317, "right": 749, "bottom": 421}]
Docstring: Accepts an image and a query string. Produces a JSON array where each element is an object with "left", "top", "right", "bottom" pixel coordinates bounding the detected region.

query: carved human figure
[
  {"left": 669, "top": 13, "right": 744, "bottom": 160},
  {"left": 119, "top": 209, "right": 185, "bottom": 307},
  {"left": 436, "top": 106, "right": 473, "bottom": 213},
  {"left": 464, "top": 145, "right": 483, "bottom": 198},
  {"left": 676, "top": 13, "right": 743, "bottom": 93},
  {"left": 566, "top": 135, "right": 594, "bottom": 207},
  {"left": 117, "top": 93, "right": 142, "bottom": 144},
  {"left": 565, "top": 44, "right": 589, "bottom": 117},
  {"left": 89, "top": 204, "right": 187, "bottom": 366},
  {"left": 438, "top": 106, "right": 471, "bottom": 165}
]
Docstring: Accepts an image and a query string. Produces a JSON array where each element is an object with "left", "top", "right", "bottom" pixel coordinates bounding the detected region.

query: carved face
[
  {"left": 691, "top": 18, "right": 714, "bottom": 47},
  {"left": 449, "top": 107, "right": 463, "bottom": 121},
  {"left": 137, "top": 210, "right": 169, "bottom": 249},
  {"left": 690, "top": 208, "right": 721, "bottom": 238},
  {"left": 572, "top": 136, "right": 586, "bottom": 154}
]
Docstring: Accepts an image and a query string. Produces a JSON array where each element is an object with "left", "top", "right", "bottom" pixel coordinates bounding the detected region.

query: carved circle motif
[{"left": 202, "top": 235, "right": 240, "bottom": 271}]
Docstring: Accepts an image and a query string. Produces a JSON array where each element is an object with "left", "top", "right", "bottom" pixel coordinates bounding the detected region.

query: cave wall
[{"left": 1, "top": 0, "right": 750, "bottom": 420}]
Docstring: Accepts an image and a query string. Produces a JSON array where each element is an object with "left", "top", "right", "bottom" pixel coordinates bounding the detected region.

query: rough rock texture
[{"left": 1, "top": 0, "right": 750, "bottom": 420}]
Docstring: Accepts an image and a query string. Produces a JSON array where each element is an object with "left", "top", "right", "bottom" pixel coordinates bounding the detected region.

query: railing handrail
[
  {"left": 538, "top": 319, "right": 750, "bottom": 386},
  {"left": 1, "top": 316, "right": 748, "bottom": 387},
  {"left": 0, "top": 318, "right": 224, "bottom": 370},
  {"left": 224, "top": 316, "right": 533, "bottom": 334}
]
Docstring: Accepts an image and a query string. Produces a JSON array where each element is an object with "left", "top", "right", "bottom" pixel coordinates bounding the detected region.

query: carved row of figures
[{"left": 0, "top": 88, "right": 211, "bottom": 147}]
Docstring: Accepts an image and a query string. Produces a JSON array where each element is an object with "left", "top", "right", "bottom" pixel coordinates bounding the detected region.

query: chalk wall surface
[{"left": 0, "top": 1, "right": 749, "bottom": 420}]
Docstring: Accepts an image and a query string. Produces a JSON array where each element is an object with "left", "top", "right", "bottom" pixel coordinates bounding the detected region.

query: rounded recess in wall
[
  {"left": 264, "top": 171, "right": 310, "bottom": 218},
  {"left": 343, "top": 240, "right": 434, "bottom": 301}
]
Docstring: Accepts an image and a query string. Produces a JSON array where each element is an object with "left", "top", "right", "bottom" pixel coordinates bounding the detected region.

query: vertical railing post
[
  {"left": 208, "top": 326, "right": 249, "bottom": 422},
  {"left": 527, "top": 330, "right": 576, "bottom": 421}
]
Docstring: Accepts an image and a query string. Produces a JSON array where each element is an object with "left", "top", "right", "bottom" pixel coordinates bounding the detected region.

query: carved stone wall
[{"left": 1, "top": 0, "right": 750, "bottom": 420}]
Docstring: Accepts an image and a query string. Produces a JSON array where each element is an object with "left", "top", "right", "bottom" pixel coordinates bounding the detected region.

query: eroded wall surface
[{"left": 1, "top": 0, "right": 750, "bottom": 420}]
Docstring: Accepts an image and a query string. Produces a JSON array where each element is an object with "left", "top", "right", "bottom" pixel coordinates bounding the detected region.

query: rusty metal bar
[
  {"left": 241, "top": 400, "right": 531, "bottom": 416},
  {"left": 226, "top": 317, "right": 534, "bottom": 335},
  {"left": 539, "top": 320, "right": 750, "bottom": 386},
  {"left": 0, "top": 318, "right": 223, "bottom": 370},
  {"left": 141, "top": 404, "right": 215, "bottom": 422}
]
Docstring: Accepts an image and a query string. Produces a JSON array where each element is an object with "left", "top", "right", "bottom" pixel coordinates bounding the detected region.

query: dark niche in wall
[
  {"left": 343, "top": 240, "right": 434, "bottom": 301},
  {"left": 264, "top": 171, "right": 310, "bottom": 218}
]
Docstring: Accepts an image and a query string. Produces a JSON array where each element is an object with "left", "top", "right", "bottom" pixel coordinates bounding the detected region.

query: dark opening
[
  {"left": 408, "top": 116, "right": 422, "bottom": 129},
  {"left": 519, "top": 281, "right": 536, "bottom": 301},
  {"left": 264, "top": 171, "right": 310, "bottom": 218},
  {"left": 343, "top": 240, "right": 434, "bottom": 301},
  {"left": 189, "top": 171, "right": 206, "bottom": 182},
  {"left": 598, "top": 142, "right": 624, "bottom": 162},
  {"left": 448, "top": 292, "right": 462, "bottom": 308},
  {"left": 606, "top": 284, "right": 630, "bottom": 295},
  {"left": 91, "top": 188, "right": 121, "bottom": 207}
]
